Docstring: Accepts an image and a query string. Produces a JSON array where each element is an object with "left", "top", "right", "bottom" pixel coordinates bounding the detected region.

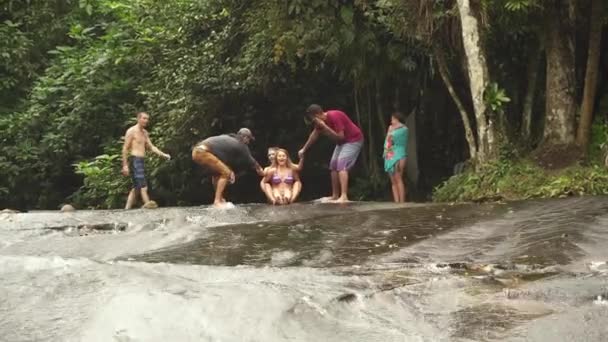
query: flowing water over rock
[{"left": 1, "top": 197, "right": 607, "bottom": 341}]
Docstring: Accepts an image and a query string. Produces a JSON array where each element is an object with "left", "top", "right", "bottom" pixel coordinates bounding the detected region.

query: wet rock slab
[{"left": 1, "top": 196, "right": 608, "bottom": 341}]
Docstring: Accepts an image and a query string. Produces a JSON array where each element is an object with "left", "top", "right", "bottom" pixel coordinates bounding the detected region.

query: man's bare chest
[{"left": 132, "top": 132, "right": 147, "bottom": 145}]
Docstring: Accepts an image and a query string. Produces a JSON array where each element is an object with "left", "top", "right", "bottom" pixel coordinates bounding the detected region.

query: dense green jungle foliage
[
  {"left": 0, "top": 0, "right": 607, "bottom": 209},
  {"left": 433, "top": 119, "right": 608, "bottom": 202}
]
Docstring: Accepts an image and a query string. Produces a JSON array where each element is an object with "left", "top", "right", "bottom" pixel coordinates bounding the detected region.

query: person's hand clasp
[
  {"left": 121, "top": 165, "right": 129, "bottom": 176},
  {"left": 313, "top": 117, "right": 325, "bottom": 129}
]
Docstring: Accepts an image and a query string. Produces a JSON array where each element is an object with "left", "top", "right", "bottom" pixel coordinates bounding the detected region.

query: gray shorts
[{"left": 329, "top": 140, "right": 363, "bottom": 171}]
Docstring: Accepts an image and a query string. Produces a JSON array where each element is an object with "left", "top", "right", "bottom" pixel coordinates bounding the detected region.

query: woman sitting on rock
[{"left": 262, "top": 148, "right": 302, "bottom": 205}]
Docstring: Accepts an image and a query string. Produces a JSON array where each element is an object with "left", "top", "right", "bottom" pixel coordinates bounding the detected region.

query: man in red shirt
[{"left": 298, "top": 104, "right": 364, "bottom": 203}]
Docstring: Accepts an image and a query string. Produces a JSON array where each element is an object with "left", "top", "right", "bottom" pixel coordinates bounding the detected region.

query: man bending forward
[{"left": 192, "top": 128, "right": 264, "bottom": 207}]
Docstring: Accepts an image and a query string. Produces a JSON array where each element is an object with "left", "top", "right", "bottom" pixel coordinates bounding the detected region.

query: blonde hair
[{"left": 275, "top": 148, "right": 295, "bottom": 169}]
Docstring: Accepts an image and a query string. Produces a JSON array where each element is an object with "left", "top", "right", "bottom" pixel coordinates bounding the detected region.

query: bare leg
[
  {"left": 212, "top": 176, "right": 226, "bottom": 203},
  {"left": 261, "top": 181, "right": 273, "bottom": 203},
  {"left": 272, "top": 188, "right": 282, "bottom": 205},
  {"left": 140, "top": 187, "right": 151, "bottom": 204},
  {"left": 396, "top": 159, "right": 406, "bottom": 202},
  {"left": 336, "top": 170, "right": 350, "bottom": 203},
  {"left": 290, "top": 181, "right": 302, "bottom": 203},
  {"left": 282, "top": 188, "right": 293, "bottom": 204},
  {"left": 125, "top": 189, "right": 138, "bottom": 209},
  {"left": 328, "top": 171, "right": 340, "bottom": 200},
  {"left": 260, "top": 180, "right": 268, "bottom": 200},
  {"left": 390, "top": 173, "right": 399, "bottom": 203},
  {"left": 213, "top": 177, "right": 228, "bottom": 206}
]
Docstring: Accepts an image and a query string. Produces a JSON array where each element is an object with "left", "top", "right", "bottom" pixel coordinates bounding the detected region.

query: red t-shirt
[{"left": 324, "top": 110, "right": 363, "bottom": 144}]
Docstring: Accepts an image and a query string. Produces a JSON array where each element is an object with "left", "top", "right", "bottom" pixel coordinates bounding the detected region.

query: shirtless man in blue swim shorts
[{"left": 121, "top": 112, "right": 171, "bottom": 209}]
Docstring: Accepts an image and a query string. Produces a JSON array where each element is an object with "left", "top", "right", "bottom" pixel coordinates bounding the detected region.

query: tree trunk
[
  {"left": 456, "top": 0, "right": 495, "bottom": 163},
  {"left": 353, "top": 80, "right": 370, "bottom": 174},
  {"left": 576, "top": 0, "right": 603, "bottom": 150},
  {"left": 375, "top": 78, "right": 387, "bottom": 133},
  {"left": 393, "top": 86, "right": 400, "bottom": 111},
  {"left": 522, "top": 41, "right": 543, "bottom": 141},
  {"left": 366, "top": 86, "right": 380, "bottom": 181},
  {"left": 434, "top": 46, "right": 477, "bottom": 161},
  {"left": 542, "top": 0, "right": 576, "bottom": 146}
]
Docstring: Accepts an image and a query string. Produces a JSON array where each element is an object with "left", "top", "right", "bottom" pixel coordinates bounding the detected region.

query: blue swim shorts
[{"left": 128, "top": 156, "right": 147, "bottom": 189}]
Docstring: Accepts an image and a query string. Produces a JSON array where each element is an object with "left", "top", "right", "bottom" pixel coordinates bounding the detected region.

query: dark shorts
[{"left": 129, "top": 156, "right": 147, "bottom": 189}]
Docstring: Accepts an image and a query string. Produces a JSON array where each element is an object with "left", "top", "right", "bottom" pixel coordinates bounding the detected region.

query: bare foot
[
  {"left": 213, "top": 201, "right": 235, "bottom": 209},
  {"left": 334, "top": 196, "right": 350, "bottom": 204},
  {"left": 318, "top": 196, "right": 338, "bottom": 203},
  {"left": 142, "top": 201, "right": 158, "bottom": 209}
]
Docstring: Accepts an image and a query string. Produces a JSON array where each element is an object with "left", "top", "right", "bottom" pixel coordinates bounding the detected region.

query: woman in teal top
[{"left": 383, "top": 111, "right": 409, "bottom": 202}]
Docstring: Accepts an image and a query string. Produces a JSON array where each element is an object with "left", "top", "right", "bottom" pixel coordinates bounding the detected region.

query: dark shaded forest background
[{"left": 1, "top": 0, "right": 607, "bottom": 210}]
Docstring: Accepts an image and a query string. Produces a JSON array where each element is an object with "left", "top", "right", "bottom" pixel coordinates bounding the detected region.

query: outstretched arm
[
  {"left": 289, "top": 172, "right": 302, "bottom": 203},
  {"left": 299, "top": 128, "right": 320, "bottom": 157},
  {"left": 294, "top": 154, "right": 304, "bottom": 172},
  {"left": 262, "top": 168, "right": 277, "bottom": 204},
  {"left": 249, "top": 155, "right": 264, "bottom": 176},
  {"left": 254, "top": 162, "right": 264, "bottom": 176},
  {"left": 260, "top": 167, "right": 273, "bottom": 202},
  {"left": 145, "top": 132, "right": 170, "bottom": 159},
  {"left": 262, "top": 168, "right": 274, "bottom": 183},
  {"left": 121, "top": 130, "right": 134, "bottom": 176}
]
